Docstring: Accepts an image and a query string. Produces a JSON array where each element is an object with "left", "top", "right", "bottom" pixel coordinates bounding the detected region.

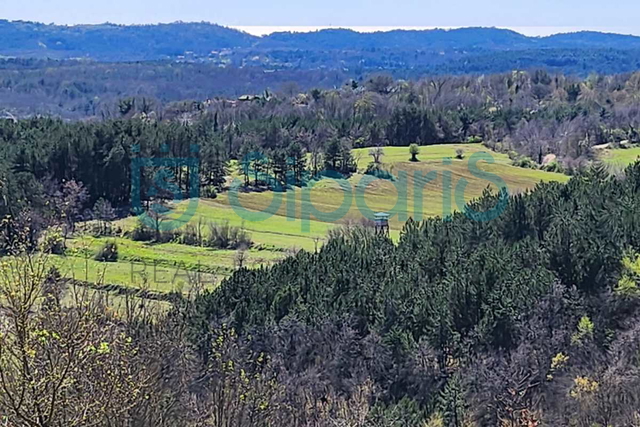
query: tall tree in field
[
  {"left": 324, "top": 138, "right": 342, "bottom": 172},
  {"left": 287, "top": 142, "right": 307, "bottom": 186}
]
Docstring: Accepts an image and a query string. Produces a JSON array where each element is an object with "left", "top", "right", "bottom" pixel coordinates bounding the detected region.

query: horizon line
[
  {"left": 230, "top": 25, "right": 640, "bottom": 37},
  {"left": 2, "top": 19, "right": 640, "bottom": 38}
]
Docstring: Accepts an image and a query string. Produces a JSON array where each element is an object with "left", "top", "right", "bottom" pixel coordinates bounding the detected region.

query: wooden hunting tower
[{"left": 374, "top": 212, "right": 390, "bottom": 236}]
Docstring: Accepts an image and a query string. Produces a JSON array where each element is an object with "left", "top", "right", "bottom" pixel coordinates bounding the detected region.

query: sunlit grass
[
  {"left": 59, "top": 284, "right": 172, "bottom": 316},
  {"left": 55, "top": 236, "right": 287, "bottom": 292},
  {"left": 601, "top": 147, "right": 640, "bottom": 167},
  {"left": 90, "top": 143, "right": 569, "bottom": 291},
  {"left": 352, "top": 143, "right": 514, "bottom": 169},
  {"left": 139, "top": 144, "right": 567, "bottom": 235}
]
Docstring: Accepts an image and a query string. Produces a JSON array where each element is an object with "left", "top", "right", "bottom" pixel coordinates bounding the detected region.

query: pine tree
[{"left": 439, "top": 373, "right": 467, "bottom": 427}]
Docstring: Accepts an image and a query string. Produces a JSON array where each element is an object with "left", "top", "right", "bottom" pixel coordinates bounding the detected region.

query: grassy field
[
  {"left": 127, "top": 144, "right": 566, "bottom": 233},
  {"left": 54, "top": 236, "right": 287, "bottom": 293},
  {"left": 60, "top": 143, "right": 567, "bottom": 292},
  {"left": 601, "top": 146, "right": 640, "bottom": 167},
  {"left": 59, "top": 282, "right": 172, "bottom": 316}
]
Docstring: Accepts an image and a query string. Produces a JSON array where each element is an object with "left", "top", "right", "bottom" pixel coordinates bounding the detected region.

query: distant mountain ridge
[
  {"left": 2, "top": 21, "right": 640, "bottom": 118},
  {"left": 0, "top": 20, "right": 257, "bottom": 61},
  {"left": 257, "top": 27, "right": 534, "bottom": 50},
  {"left": 2, "top": 20, "right": 640, "bottom": 61}
]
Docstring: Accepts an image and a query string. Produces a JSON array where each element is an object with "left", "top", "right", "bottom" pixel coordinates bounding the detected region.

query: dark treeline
[{"left": 3, "top": 163, "right": 640, "bottom": 425}]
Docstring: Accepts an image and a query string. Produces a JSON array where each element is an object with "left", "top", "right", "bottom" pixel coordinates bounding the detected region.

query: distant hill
[
  {"left": 0, "top": 20, "right": 258, "bottom": 61},
  {"left": 2, "top": 21, "right": 640, "bottom": 62},
  {"left": 541, "top": 31, "right": 640, "bottom": 49},
  {"left": 258, "top": 27, "right": 534, "bottom": 50},
  {"left": 2, "top": 21, "right": 640, "bottom": 118}
]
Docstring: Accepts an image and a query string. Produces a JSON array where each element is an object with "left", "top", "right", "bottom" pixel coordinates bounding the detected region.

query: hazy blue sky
[{"left": 1, "top": 0, "right": 639, "bottom": 35}]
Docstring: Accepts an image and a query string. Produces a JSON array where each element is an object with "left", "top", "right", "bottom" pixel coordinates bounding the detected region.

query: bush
[
  {"left": 130, "top": 220, "right": 154, "bottom": 242},
  {"left": 40, "top": 228, "right": 65, "bottom": 254},
  {"left": 542, "top": 160, "right": 564, "bottom": 173},
  {"left": 201, "top": 186, "right": 218, "bottom": 199},
  {"left": 175, "top": 223, "right": 201, "bottom": 246},
  {"left": 94, "top": 241, "right": 118, "bottom": 262},
  {"left": 206, "top": 221, "right": 252, "bottom": 249},
  {"left": 467, "top": 135, "right": 483, "bottom": 143},
  {"left": 512, "top": 156, "right": 536, "bottom": 169},
  {"left": 365, "top": 163, "right": 394, "bottom": 180}
]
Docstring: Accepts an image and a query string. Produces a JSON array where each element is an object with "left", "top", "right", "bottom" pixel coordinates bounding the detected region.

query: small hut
[{"left": 374, "top": 212, "right": 390, "bottom": 236}]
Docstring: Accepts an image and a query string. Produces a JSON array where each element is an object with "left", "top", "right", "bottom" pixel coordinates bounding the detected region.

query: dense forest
[
  {"left": 192, "top": 162, "right": 640, "bottom": 426},
  {"left": 0, "top": 59, "right": 350, "bottom": 117}
]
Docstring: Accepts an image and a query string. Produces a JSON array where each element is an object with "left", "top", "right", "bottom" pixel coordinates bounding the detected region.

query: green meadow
[
  {"left": 63, "top": 143, "right": 568, "bottom": 292},
  {"left": 601, "top": 146, "right": 640, "bottom": 167},
  {"left": 150, "top": 144, "right": 565, "bottom": 232},
  {"left": 54, "top": 236, "right": 287, "bottom": 292}
]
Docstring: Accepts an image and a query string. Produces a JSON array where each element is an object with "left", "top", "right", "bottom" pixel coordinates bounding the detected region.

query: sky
[{"left": 1, "top": 0, "right": 640, "bottom": 36}]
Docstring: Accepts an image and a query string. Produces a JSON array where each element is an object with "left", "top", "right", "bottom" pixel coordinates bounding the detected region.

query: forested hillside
[
  {"left": 0, "top": 59, "right": 349, "bottom": 118},
  {"left": 4, "top": 21, "right": 640, "bottom": 118},
  {"left": 4, "top": 21, "right": 640, "bottom": 61},
  {"left": 0, "top": 20, "right": 257, "bottom": 60},
  {"left": 4, "top": 48, "right": 640, "bottom": 119},
  {"left": 1, "top": 67, "right": 640, "bottom": 424},
  {"left": 2, "top": 161, "right": 640, "bottom": 425},
  {"left": 190, "top": 163, "right": 640, "bottom": 425},
  {"left": 3, "top": 69, "right": 640, "bottom": 229}
]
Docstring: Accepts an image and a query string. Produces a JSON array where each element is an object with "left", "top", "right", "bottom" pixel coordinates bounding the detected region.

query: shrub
[
  {"left": 543, "top": 161, "right": 564, "bottom": 174},
  {"left": 615, "top": 252, "right": 640, "bottom": 297},
  {"left": 365, "top": 163, "right": 394, "bottom": 180},
  {"left": 94, "top": 241, "right": 118, "bottom": 262},
  {"left": 512, "top": 156, "right": 536, "bottom": 169},
  {"left": 175, "top": 223, "right": 201, "bottom": 246},
  {"left": 467, "top": 135, "right": 483, "bottom": 143},
  {"left": 201, "top": 186, "right": 218, "bottom": 199},
  {"left": 128, "top": 219, "right": 176, "bottom": 242},
  {"left": 206, "top": 221, "right": 252, "bottom": 250},
  {"left": 40, "top": 228, "right": 65, "bottom": 254},
  {"left": 571, "top": 315, "right": 594, "bottom": 345},
  {"left": 130, "top": 219, "right": 154, "bottom": 241}
]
